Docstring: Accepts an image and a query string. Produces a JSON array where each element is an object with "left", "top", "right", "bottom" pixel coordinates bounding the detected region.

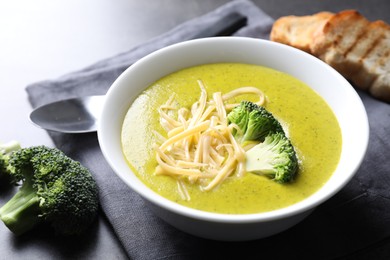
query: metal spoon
[
  {"left": 29, "top": 12, "right": 247, "bottom": 133},
  {"left": 29, "top": 95, "right": 105, "bottom": 133}
]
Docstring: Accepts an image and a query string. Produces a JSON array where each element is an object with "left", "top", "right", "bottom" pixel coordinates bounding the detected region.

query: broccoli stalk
[
  {"left": 0, "top": 177, "right": 41, "bottom": 235},
  {"left": 0, "top": 141, "right": 21, "bottom": 183},
  {"left": 245, "top": 132, "right": 298, "bottom": 183},
  {"left": 0, "top": 145, "right": 99, "bottom": 235},
  {"left": 0, "top": 141, "right": 21, "bottom": 156}
]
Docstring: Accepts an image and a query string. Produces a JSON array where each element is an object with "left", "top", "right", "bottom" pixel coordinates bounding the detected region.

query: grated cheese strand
[
  {"left": 222, "top": 86, "right": 265, "bottom": 110},
  {"left": 159, "top": 120, "right": 210, "bottom": 151}
]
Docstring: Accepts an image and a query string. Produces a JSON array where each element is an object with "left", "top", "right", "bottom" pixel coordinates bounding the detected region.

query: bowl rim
[{"left": 98, "top": 37, "right": 369, "bottom": 224}]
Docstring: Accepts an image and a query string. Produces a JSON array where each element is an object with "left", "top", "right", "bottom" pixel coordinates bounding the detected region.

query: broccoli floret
[
  {"left": 0, "top": 141, "right": 21, "bottom": 183},
  {"left": 245, "top": 132, "right": 298, "bottom": 183},
  {"left": 0, "top": 146, "right": 99, "bottom": 235},
  {"left": 227, "top": 101, "right": 284, "bottom": 144},
  {"left": 228, "top": 101, "right": 299, "bottom": 183}
]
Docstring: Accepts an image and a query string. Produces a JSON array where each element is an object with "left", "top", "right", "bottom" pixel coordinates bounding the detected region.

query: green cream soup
[{"left": 121, "top": 63, "right": 342, "bottom": 214}]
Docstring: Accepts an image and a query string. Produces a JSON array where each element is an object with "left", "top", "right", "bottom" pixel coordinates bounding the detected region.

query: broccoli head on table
[{"left": 0, "top": 145, "right": 99, "bottom": 235}]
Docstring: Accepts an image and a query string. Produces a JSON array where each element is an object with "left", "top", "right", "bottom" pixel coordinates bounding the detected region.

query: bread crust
[{"left": 270, "top": 12, "right": 333, "bottom": 53}]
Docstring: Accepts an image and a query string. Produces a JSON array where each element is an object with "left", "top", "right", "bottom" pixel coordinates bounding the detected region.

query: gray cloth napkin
[{"left": 26, "top": 0, "right": 390, "bottom": 259}]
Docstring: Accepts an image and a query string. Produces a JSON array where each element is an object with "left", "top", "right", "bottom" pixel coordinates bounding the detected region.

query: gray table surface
[{"left": 1, "top": 0, "right": 389, "bottom": 259}]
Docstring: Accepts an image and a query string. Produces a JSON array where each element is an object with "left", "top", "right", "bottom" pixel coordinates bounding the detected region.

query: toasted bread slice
[
  {"left": 311, "top": 10, "right": 390, "bottom": 100},
  {"left": 349, "top": 20, "right": 390, "bottom": 92},
  {"left": 271, "top": 10, "right": 390, "bottom": 102},
  {"left": 310, "top": 10, "right": 370, "bottom": 77},
  {"left": 270, "top": 12, "right": 333, "bottom": 53},
  {"left": 342, "top": 20, "right": 387, "bottom": 89},
  {"left": 365, "top": 24, "right": 390, "bottom": 100}
]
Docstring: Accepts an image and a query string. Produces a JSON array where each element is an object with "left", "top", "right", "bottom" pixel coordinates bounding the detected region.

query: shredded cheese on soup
[{"left": 154, "top": 80, "right": 265, "bottom": 200}]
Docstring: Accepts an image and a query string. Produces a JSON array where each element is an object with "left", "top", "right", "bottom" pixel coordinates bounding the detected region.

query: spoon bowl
[{"left": 29, "top": 95, "right": 105, "bottom": 133}]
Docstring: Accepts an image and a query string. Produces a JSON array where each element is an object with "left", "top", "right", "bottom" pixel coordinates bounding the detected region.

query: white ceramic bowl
[{"left": 98, "top": 37, "right": 369, "bottom": 241}]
